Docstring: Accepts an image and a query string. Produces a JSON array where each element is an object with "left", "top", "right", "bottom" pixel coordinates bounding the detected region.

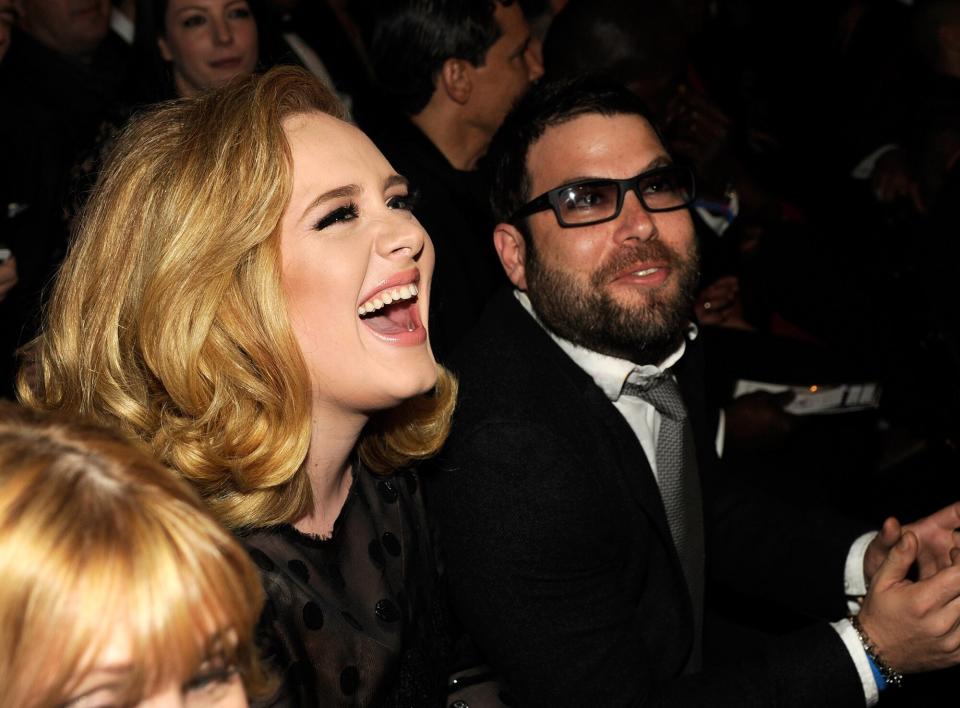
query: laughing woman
[{"left": 20, "top": 67, "right": 456, "bottom": 706}]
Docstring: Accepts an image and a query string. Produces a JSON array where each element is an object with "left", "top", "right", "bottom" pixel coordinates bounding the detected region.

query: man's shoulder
[{"left": 446, "top": 291, "right": 596, "bottom": 433}]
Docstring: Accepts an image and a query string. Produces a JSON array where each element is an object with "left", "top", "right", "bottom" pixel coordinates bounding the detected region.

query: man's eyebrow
[
  {"left": 554, "top": 156, "right": 675, "bottom": 186},
  {"left": 645, "top": 155, "right": 673, "bottom": 170},
  {"left": 299, "top": 184, "right": 360, "bottom": 221}
]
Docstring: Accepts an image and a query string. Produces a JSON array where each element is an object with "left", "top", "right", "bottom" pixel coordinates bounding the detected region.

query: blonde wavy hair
[
  {"left": 19, "top": 66, "right": 457, "bottom": 529},
  {"left": 0, "top": 402, "right": 268, "bottom": 707}
]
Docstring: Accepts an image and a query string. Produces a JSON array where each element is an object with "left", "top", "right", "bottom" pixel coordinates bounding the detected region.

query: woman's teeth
[{"left": 358, "top": 283, "right": 419, "bottom": 316}]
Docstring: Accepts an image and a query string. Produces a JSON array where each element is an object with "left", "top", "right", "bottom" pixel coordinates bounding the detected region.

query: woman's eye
[
  {"left": 184, "top": 665, "right": 237, "bottom": 694},
  {"left": 227, "top": 6, "right": 252, "bottom": 20},
  {"left": 387, "top": 191, "right": 419, "bottom": 212},
  {"left": 181, "top": 13, "right": 206, "bottom": 28},
  {"left": 314, "top": 204, "right": 359, "bottom": 230}
]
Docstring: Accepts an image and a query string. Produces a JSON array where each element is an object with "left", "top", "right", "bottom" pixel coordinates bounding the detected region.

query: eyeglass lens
[{"left": 556, "top": 169, "right": 692, "bottom": 225}]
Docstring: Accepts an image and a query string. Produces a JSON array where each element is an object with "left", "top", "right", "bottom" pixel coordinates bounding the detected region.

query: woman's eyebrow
[
  {"left": 300, "top": 184, "right": 361, "bottom": 221},
  {"left": 173, "top": 5, "right": 210, "bottom": 14},
  {"left": 384, "top": 175, "right": 409, "bottom": 191}
]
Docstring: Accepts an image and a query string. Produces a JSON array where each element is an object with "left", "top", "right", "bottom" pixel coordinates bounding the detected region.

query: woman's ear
[
  {"left": 157, "top": 35, "right": 173, "bottom": 62},
  {"left": 493, "top": 223, "right": 529, "bottom": 290}
]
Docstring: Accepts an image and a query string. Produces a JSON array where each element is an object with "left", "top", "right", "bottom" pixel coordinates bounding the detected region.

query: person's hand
[
  {"left": 0, "top": 255, "right": 17, "bottom": 302},
  {"left": 694, "top": 276, "right": 752, "bottom": 330},
  {"left": 723, "top": 390, "right": 796, "bottom": 453},
  {"left": 871, "top": 148, "right": 925, "bottom": 213},
  {"left": 864, "top": 503, "right": 960, "bottom": 584},
  {"left": 857, "top": 532, "right": 960, "bottom": 674}
]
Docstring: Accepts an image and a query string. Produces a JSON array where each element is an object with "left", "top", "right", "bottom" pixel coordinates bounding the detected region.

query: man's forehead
[
  {"left": 526, "top": 112, "right": 666, "bottom": 189},
  {"left": 490, "top": 1, "right": 529, "bottom": 47}
]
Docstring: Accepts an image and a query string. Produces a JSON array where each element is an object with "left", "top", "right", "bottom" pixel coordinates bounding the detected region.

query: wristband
[
  {"left": 849, "top": 614, "right": 904, "bottom": 689},
  {"left": 865, "top": 652, "right": 887, "bottom": 691}
]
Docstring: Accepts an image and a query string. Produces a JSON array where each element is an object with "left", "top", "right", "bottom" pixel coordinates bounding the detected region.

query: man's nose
[
  {"left": 614, "top": 189, "right": 657, "bottom": 243},
  {"left": 525, "top": 37, "right": 545, "bottom": 82}
]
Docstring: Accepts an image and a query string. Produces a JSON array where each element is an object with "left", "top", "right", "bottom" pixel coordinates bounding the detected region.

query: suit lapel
[{"left": 499, "top": 292, "right": 680, "bottom": 567}]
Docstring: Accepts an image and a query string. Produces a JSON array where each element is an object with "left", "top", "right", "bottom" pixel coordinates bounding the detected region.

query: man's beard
[{"left": 525, "top": 238, "right": 700, "bottom": 366}]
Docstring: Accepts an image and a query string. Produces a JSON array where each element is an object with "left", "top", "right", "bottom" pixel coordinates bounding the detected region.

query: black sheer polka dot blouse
[{"left": 240, "top": 462, "right": 448, "bottom": 707}]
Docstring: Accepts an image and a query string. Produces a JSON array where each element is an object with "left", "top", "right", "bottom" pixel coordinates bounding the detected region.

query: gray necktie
[{"left": 622, "top": 374, "right": 704, "bottom": 671}]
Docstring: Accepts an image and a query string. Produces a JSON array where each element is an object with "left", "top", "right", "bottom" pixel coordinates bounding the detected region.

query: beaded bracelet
[{"left": 848, "top": 614, "right": 904, "bottom": 689}]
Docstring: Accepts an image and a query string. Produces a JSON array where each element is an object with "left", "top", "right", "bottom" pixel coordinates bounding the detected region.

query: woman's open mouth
[{"left": 358, "top": 283, "right": 426, "bottom": 344}]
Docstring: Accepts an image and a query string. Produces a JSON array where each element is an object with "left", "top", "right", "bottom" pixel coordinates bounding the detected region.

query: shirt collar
[{"left": 514, "top": 290, "right": 696, "bottom": 402}]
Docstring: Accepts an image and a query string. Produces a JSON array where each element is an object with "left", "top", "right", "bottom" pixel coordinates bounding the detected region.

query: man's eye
[
  {"left": 314, "top": 204, "right": 359, "bottom": 230},
  {"left": 387, "top": 191, "right": 419, "bottom": 212},
  {"left": 643, "top": 175, "right": 679, "bottom": 194},
  {"left": 562, "top": 188, "right": 606, "bottom": 210},
  {"left": 182, "top": 14, "right": 206, "bottom": 28}
]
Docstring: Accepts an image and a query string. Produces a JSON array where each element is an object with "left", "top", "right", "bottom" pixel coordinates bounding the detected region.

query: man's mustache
[{"left": 591, "top": 240, "right": 687, "bottom": 286}]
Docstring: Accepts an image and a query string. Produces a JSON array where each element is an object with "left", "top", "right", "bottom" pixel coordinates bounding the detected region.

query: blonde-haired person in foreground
[
  {"left": 20, "top": 65, "right": 457, "bottom": 706},
  {"left": 0, "top": 401, "right": 267, "bottom": 707}
]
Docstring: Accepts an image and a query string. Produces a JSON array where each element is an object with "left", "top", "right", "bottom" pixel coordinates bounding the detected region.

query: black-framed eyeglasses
[{"left": 510, "top": 165, "right": 696, "bottom": 228}]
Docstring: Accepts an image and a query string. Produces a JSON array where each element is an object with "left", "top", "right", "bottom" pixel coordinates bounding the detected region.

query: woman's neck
[{"left": 292, "top": 404, "right": 368, "bottom": 539}]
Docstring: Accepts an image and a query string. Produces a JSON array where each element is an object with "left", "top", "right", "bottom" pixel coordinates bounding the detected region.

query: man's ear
[
  {"left": 438, "top": 57, "right": 472, "bottom": 105},
  {"left": 493, "top": 223, "right": 529, "bottom": 290}
]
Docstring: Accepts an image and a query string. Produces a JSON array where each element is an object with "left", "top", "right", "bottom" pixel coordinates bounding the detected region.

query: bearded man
[{"left": 426, "top": 76, "right": 960, "bottom": 707}]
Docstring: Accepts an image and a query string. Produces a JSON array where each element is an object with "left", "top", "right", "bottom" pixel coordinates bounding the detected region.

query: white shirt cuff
[
  {"left": 850, "top": 144, "right": 899, "bottom": 179},
  {"left": 831, "top": 618, "right": 880, "bottom": 706},
  {"left": 845, "top": 531, "right": 878, "bottom": 607},
  {"left": 715, "top": 409, "right": 725, "bottom": 458}
]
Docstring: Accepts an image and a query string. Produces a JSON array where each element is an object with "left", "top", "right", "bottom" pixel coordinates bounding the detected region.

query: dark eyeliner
[
  {"left": 314, "top": 203, "right": 358, "bottom": 230},
  {"left": 389, "top": 188, "right": 420, "bottom": 211},
  {"left": 184, "top": 664, "right": 238, "bottom": 692}
]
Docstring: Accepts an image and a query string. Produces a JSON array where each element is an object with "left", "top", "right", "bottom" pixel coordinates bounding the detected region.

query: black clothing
[
  {"left": 242, "top": 462, "right": 446, "bottom": 707},
  {"left": 1, "top": 29, "right": 131, "bottom": 163},
  {"left": 367, "top": 118, "right": 506, "bottom": 361},
  {"left": 427, "top": 289, "right": 869, "bottom": 707},
  {"left": 257, "top": 1, "right": 384, "bottom": 128},
  {"left": 0, "top": 99, "right": 67, "bottom": 397},
  {"left": 0, "top": 29, "right": 131, "bottom": 396}
]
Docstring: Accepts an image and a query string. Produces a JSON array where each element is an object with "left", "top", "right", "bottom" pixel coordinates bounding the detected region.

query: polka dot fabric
[{"left": 241, "top": 461, "right": 447, "bottom": 707}]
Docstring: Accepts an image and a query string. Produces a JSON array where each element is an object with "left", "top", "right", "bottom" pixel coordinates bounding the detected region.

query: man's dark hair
[
  {"left": 370, "top": 0, "right": 515, "bottom": 116},
  {"left": 542, "top": 0, "right": 686, "bottom": 87},
  {"left": 487, "top": 74, "right": 658, "bottom": 228}
]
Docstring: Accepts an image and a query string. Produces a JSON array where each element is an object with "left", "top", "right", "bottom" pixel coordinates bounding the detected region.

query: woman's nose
[
  {"left": 375, "top": 215, "right": 427, "bottom": 261},
  {"left": 212, "top": 17, "right": 233, "bottom": 45}
]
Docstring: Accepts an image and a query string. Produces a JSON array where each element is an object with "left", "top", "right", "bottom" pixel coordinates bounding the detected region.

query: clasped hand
[{"left": 858, "top": 502, "right": 960, "bottom": 674}]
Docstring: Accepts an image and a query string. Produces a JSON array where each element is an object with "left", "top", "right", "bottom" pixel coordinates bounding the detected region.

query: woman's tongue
[{"left": 362, "top": 301, "right": 415, "bottom": 335}]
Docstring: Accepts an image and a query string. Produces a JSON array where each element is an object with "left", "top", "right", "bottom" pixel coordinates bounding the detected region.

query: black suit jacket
[{"left": 427, "top": 289, "right": 869, "bottom": 707}]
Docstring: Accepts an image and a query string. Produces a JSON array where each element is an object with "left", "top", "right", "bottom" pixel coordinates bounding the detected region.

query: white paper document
[{"left": 733, "top": 380, "right": 882, "bottom": 415}]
